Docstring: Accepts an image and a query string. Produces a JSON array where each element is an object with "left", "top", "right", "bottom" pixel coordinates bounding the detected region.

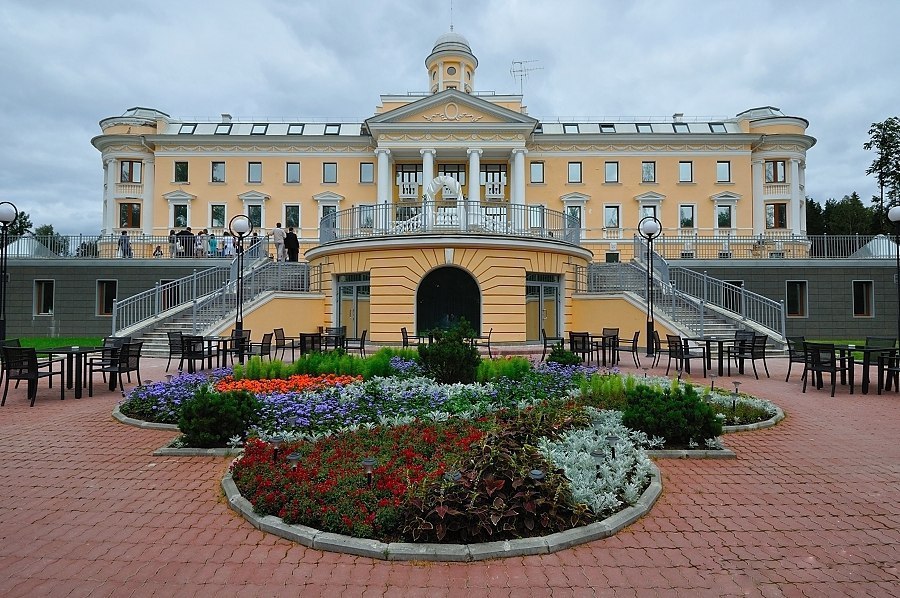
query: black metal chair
[
  {"left": 345, "top": 330, "right": 367, "bottom": 357},
  {"left": 541, "top": 328, "right": 564, "bottom": 361},
  {"left": 615, "top": 330, "right": 641, "bottom": 368},
  {"left": 88, "top": 341, "right": 143, "bottom": 396},
  {"left": 299, "top": 332, "right": 323, "bottom": 355},
  {"left": 650, "top": 330, "right": 662, "bottom": 368},
  {"left": 802, "top": 342, "right": 851, "bottom": 397},
  {"left": 273, "top": 328, "right": 301, "bottom": 361},
  {"left": 568, "top": 331, "right": 593, "bottom": 363},
  {"left": 600, "top": 327, "right": 619, "bottom": 365},
  {"left": 246, "top": 332, "right": 273, "bottom": 361},
  {"left": 471, "top": 328, "right": 492, "bottom": 359},
  {"left": 665, "top": 334, "right": 706, "bottom": 377},
  {"left": 179, "top": 335, "right": 208, "bottom": 373},
  {"left": 785, "top": 336, "right": 806, "bottom": 382},
  {"left": 728, "top": 333, "right": 770, "bottom": 379},
  {"left": 221, "top": 329, "right": 252, "bottom": 364},
  {"left": 401, "top": 327, "right": 412, "bottom": 348},
  {"left": 323, "top": 326, "right": 346, "bottom": 351},
  {"left": 1, "top": 346, "right": 64, "bottom": 406},
  {"left": 876, "top": 350, "right": 900, "bottom": 394},
  {"left": 165, "top": 331, "right": 183, "bottom": 372}
]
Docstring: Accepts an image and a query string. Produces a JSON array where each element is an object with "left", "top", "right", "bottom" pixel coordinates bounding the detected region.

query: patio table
[{"left": 39, "top": 346, "right": 103, "bottom": 399}]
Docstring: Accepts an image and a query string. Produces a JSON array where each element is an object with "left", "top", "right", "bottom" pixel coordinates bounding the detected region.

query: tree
[
  {"left": 863, "top": 117, "right": 900, "bottom": 216},
  {"left": 33, "top": 224, "right": 70, "bottom": 256},
  {"left": 823, "top": 193, "right": 874, "bottom": 235},
  {"left": 6, "top": 211, "right": 33, "bottom": 237},
  {"left": 805, "top": 197, "right": 825, "bottom": 235}
]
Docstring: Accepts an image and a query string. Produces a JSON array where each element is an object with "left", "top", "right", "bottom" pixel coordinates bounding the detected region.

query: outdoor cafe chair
[
  {"left": 541, "top": 328, "right": 564, "bottom": 361},
  {"left": 785, "top": 336, "right": 806, "bottom": 382},
  {"left": 178, "top": 335, "right": 209, "bottom": 373},
  {"left": 665, "top": 334, "right": 706, "bottom": 377},
  {"left": 401, "top": 326, "right": 413, "bottom": 348},
  {"left": 345, "top": 330, "right": 367, "bottom": 357},
  {"left": 615, "top": 330, "right": 641, "bottom": 368},
  {"left": 599, "top": 327, "right": 619, "bottom": 365},
  {"left": 727, "top": 333, "right": 770, "bottom": 379},
  {"left": 221, "top": 329, "right": 252, "bottom": 364},
  {"left": 165, "top": 330, "right": 183, "bottom": 372},
  {"left": 802, "top": 342, "right": 852, "bottom": 397},
  {"left": 568, "top": 331, "right": 593, "bottom": 363},
  {"left": 246, "top": 333, "right": 273, "bottom": 361},
  {"left": 273, "top": 328, "right": 301, "bottom": 361},
  {"left": 1, "top": 346, "right": 64, "bottom": 407},
  {"left": 88, "top": 341, "right": 142, "bottom": 396}
]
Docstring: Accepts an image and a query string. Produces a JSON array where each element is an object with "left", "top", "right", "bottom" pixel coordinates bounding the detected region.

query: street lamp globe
[
  {"left": 229, "top": 214, "right": 252, "bottom": 238},
  {"left": 638, "top": 216, "right": 661, "bottom": 239},
  {"left": 888, "top": 206, "right": 900, "bottom": 226},
  {"left": 0, "top": 202, "right": 18, "bottom": 226}
]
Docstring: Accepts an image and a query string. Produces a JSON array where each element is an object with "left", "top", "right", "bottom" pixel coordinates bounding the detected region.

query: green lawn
[{"left": 17, "top": 337, "right": 104, "bottom": 349}]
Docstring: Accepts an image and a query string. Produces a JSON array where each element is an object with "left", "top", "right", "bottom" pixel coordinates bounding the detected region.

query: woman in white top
[{"left": 223, "top": 231, "right": 236, "bottom": 256}]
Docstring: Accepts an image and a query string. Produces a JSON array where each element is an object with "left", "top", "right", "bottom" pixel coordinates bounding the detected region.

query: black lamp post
[
  {"left": 888, "top": 206, "right": 900, "bottom": 347},
  {"left": 0, "top": 201, "right": 18, "bottom": 342},
  {"left": 638, "top": 216, "right": 661, "bottom": 357},
  {"left": 228, "top": 214, "right": 253, "bottom": 363}
]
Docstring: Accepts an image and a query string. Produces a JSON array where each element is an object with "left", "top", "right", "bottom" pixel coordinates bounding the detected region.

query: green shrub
[
  {"left": 546, "top": 343, "right": 581, "bottom": 365},
  {"left": 178, "top": 386, "right": 262, "bottom": 448},
  {"left": 418, "top": 320, "right": 481, "bottom": 384},
  {"left": 362, "top": 347, "right": 419, "bottom": 378},
  {"left": 621, "top": 383, "right": 722, "bottom": 446},
  {"left": 476, "top": 356, "right": 532, "bottom": 382},
  {"left": 578, "top": 373, "right": 630, "bottom": 410}
]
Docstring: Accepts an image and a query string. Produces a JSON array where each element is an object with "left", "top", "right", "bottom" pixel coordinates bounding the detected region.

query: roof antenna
[
  {"left": 449, "top": 0, "right": 454, "bottom": 31},
  {"left": 510, "top": 60, "right": 543, "bottom": 95}
]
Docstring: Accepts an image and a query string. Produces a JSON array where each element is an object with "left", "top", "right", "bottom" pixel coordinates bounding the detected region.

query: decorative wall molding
[{"left": 531, "top": 143, "right": 750, "bottom": 153}]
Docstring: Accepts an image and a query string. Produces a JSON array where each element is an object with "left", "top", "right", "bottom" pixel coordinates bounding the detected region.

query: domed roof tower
[{"left": 425, "top": 31, "right": 477, "bottom": 94}]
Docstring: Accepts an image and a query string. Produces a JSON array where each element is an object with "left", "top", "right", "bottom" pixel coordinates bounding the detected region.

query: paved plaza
[{"left": 0, "top": 353, "right": 898, "bottom": 597}]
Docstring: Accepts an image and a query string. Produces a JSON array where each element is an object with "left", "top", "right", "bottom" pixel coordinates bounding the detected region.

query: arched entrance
[{"left": 416, "top": 266, "right": 481, "bottom": 333}]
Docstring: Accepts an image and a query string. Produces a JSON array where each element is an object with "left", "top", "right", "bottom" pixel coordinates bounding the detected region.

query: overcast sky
[{"left": 0, "top": 0, "right": 896, "bottom": 234}]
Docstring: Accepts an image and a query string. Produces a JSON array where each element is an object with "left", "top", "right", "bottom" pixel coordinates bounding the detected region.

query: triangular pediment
[
  {"left": 238, "top": 190, "right": 270, "bottom": 202},
  {"left": 162, "top": 190, "right": 197, "bottom": 202},
  {"left": 367, "top": 89, "right": 537, "bottom": 129},
  {"left": 634, "top": 191, "right": 666, "bottom": 202},
  {"left": 313, "top": 191, "right": 344, "bottom": 203},
  {"left": 710, "top": 191, "right": 742, "bottom": 202}
]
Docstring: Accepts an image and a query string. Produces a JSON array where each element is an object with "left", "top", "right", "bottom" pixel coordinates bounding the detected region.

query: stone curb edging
[
  {"left": 722, "top": 405, "right": 785, "bottom": 433},
  {"left": 112, "top": 405, "right": 179, "bottom": 431},
  {"left": 646, "top": 448, "right": 736, "bottom": 459},
  {"left": 221, "top": 462, "right": 662, "bottom": 561}
]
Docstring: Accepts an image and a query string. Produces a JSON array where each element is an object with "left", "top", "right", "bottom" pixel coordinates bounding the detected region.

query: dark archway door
[{"left": 417, "top": 267, "right": 481, "bottom": 334}]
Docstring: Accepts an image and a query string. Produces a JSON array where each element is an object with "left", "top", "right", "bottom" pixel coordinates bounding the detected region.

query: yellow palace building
[{"left": 92, "top": 31, "right": 815, "bottom": 346}]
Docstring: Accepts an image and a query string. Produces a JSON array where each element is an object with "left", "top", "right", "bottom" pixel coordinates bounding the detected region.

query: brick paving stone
[{"left": 1, "top": 356, "right": 899, "bottom": 596}]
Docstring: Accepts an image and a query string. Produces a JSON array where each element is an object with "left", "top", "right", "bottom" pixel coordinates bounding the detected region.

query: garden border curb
[
  {"left": 722, "top": 405, "right": 785, "bottom": 433},
  {"left": 220, "top": 462, "right": 662, "bottom": 561},
  {"left": 112, "top": 405, "right": 179, "bottom": 431},
  {"left": 646, "top": 448, "right": 736, "bottom": 459}
]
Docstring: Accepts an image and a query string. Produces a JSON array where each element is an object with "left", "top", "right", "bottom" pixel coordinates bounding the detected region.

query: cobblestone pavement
[{"left": 0, "top": 352, "right": 898, "bottom": 597}]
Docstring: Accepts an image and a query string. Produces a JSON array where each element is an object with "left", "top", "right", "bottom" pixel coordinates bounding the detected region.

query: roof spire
[{"left": 449, "top": 0, "right": 454, "bottom": 31}]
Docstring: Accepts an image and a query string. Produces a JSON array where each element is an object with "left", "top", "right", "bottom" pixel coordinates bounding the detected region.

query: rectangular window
[
  {"left": 286, "top": 162, "right": 301, "bottom": 184},
  {"left": 287, "top": 123, "right": 304, "bottom": 135},
  {"left": 563, "top": 123, "right": 579, "bottom": 134},
  {"left": 640, "top": 205, "right": 657, "bottom": 220},
  {"left": 118, "top": 202, "right": 140, "bottom": 228},
  {"left": 285, "top": 205, "right": 300, "bottom": 229},
  {"left": 358, "top": 205, "right": 374, "bottom": 228},
  {"left": 679, "top": 205, "right": 695, "bottom": 229},
  {"left": 247, "top": 205, "right": 262, "bottom": 228},
  {"left": 211, "top": 162, "right": 225, "bottom": 183},
  {"left": 34, "top": 280, "right": 54, "bottom": 315},
  {"left": 678, "top": 161, "right": 693, "bottom": 183},
  {"left": 636, "top": 123, "right": 653, "bottom": 133},
  {"left": 174, "top": 161, "right": 189, "bottom": 183},
  {"left": 97, "top": 280, "right": 117, "bottom": 316},
  {"left": 641, "top": 161, "right": 656, "bottom": 183},
  {"left": 173, "top": 204, "right": 188, "bottom": 228},
  {"left": 119, "top": 160, "right": 142, "bottom": 183},
  {"left": 766, "top": 203, "right": 787, "bottom": 229},
  {"left": 251, "top": 124, "right": 268, "bottom": 135},
  {"left": 360, "top": 162, "right": 375, "bottom": 184},
  {"left": 567, "top": 162, "right": 582, "bottom": 183},
  {"left": 709, "top": 123, "right": 726, "bottom": 133},
  {"left": 716, "top": 160, "right": 731, "bottom": 182},
  {"left": 248, "top": 162, "right": 262, "bottom": 183},
  {"left": 853, "top": 281, "right": 874, "bottom": 317},
  {"left": 530, "top": 161, "right": 544, "bottom": 183},
  {"left": 716, "top": 205, "right": 733, "bottom": 228},
  {"left": 673, "top": 122, "right": 689, "bottom": 133},
  {"left": 765, "top": 160, "right": 786, "bottom": 183},
  {"left": 786, "top": 281, "right": 807, "bottom": 317},
  {"left": 324, "top": 124, "right": 341, "bottom": 135},
  {"left": 323, "top": 162, "right": 338, "bottom": 183},
  {"left": 215, "top": 123, "right": 232, "bottom": 135},
  {"left": 178, "top": 124, "right": 196, "bottom": 134},
  {"left": 599, "top": 123, "right": 616, "bottom": 133},
  {"left": 566, "top": 206, "right": 582, "bottom": 228},
  {"left": 210, "top": 204, "right": 226, "bottom": 228},
  {"left": 604, "top": 161, "right": 619, "bottom": 183},
  {"left": 604, "top": 206, "right": 620, "bottom": 229}
]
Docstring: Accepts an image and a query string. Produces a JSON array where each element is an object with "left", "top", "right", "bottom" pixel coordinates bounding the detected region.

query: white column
[
  {"left": 142, "top": 158, "right": 154, "bottom": 236},
  {"left": 467, "top": 148, "right": 482, "bottom": 203},
  {"left": 789, "top": 158, "right": 802, "bottom": 235},
  {"left": 375, "top": 148, "right": 391, "bottom": 231},
  {"left": 421, "top": 148, "right": 435, "bottom": 188},
  {"left": 103, "top": 157, "right": 117, "bottom": 234},
  {"left": 511, "top": 148, "right": 527, "bottom": 233},
  {"left": 751, "top": 159, "right": 765, "bottom": 235}
]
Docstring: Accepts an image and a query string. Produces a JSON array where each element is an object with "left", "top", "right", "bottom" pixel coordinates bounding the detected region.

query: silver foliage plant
[{"left": 537, "top": 408, "right": 654, "bottom": 518}]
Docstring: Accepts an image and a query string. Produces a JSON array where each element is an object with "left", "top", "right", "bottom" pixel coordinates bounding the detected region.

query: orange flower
[{"left": 214, "top": 373, "right": 360, "bottom": 394}]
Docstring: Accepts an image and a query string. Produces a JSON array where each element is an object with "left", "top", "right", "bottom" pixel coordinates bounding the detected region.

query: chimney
[{"left": 221, "top": 113, "right": 232, "bottom": 123}]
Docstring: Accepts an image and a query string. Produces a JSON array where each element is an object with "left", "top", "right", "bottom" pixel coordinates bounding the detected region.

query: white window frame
[
  {"left": 360, "top": 162, "right": 375, "bottom": 184},
  {"left": 716, "top": 204, "right": 734, "bottom": 229},
  {"left": 716, "top": 160, "right": 732, "bottom": 183},
  {"left": 211, "top": 161, "right": 226, "bottom": 183},
  {"left": 679, "top": 204, "right": 696, "bottom": 229},
  {"left": 604, "top": 205, "right": 620, "bottom": 229},
  {"left": 323, "top": 162, "right": 338, "bottom": 184},
  {"left": 210, "top": 204, "right": 226, "bottom": 229},
  {"left": 678, "top": 161, "right": 693, "bottom": 183},
  {"left": 641, "top": 161, "right": 656, "bottom": 183},
  {"left": 248, "top": 162, "right": 262, "bottom": 184},
  {"left": 284, "top": 204, "right": 300, "bottom": 229},
  {"left": 286, "top": 162, "right": 301, "bottom": 184},
  {"left": 530, "top": 161, "right": 544, "bottom": 184},
  {"left": 567, "top": 162, "right": 582, "bottom": 184},
  {"left": 604, "top": 161, "right": 619, "bottom": 183}
]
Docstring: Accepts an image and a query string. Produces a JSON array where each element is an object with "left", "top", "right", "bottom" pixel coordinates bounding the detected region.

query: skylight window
[
  {"left": 324, "top": 124, "right": 341, "bottom": 135},
  {"left": 215, "top": 124, "right": 232, "bottom": 135},
  {"left": 673, "top": 122, "right": 689, "bottom": 133},
  {"left": 709, "top": 122, "right": 727, "bottom": 133},
  {"left": 178, "top": 124, "right": 196, "bottom": 134},
  {"left": 534, "top": 124, "right": 543, "bottom": 134},
  {"left": 251, "top": 124, "right": 268, "bottom": 135},
  {"left": 636, "top": 123, "right": 653, "bottom": 133},
  {"left": 287, "top": 123, "right": 305, "bottom": 135},
  {"left": 599, "top": 123, "right": 616, "bottom": 133},
  {"left": 563, "top": 123, "right": 579, "bottom": 134}
]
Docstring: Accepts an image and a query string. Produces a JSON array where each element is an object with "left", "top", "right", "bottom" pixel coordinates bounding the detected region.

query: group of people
[
  {"left": 271, "top": 222, "right": 300, "bottom": 262},
  {"left": 153, "top": 228, "right": 260, "bottom": 258}
]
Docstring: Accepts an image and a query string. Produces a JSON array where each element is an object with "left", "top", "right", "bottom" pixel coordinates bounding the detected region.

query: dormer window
[
  {"left": 709, "top": 122, "right": 726, "bottom": 133},
  {"left": 251, "top": 124, "right": 268, "bottom": 135},
  {"left": 178, "top": 124, "right": 196, "bottom": 134},
  {"left": 636, "top": 123, "right": 653, "bottom": 133},
  {"left": 287, "top": 123, "right": 304, "bottom": 135},
  {"left": 563, "top": 123, "right": 579, "bottom": 134},
  {"left": 324, "top": 124, "right": 341, "bottom": 135},
  {"left": 673, "top": 122, "right": 689, "bottom": 133},
  {"left": 599, "top": 123, "right": 616, "bottom": 133},
  {"left": 215, "top": 124, "right": 232, "bottom": 135}
]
